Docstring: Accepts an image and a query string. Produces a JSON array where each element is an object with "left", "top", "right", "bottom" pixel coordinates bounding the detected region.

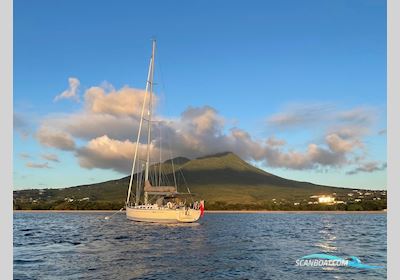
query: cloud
[
  {"left": 36, "top": 127, "right": 76, "bottom": 151},
  {"left": 346, "top": 162, "right": 387, "bottom": 175},
  {"left": 266, "top": 136, "right": 286, "bottom": 147},
  {"left": 267, "top": 103, "right": 334, "bottom": 128},
  {"left": 76, "top": 135, "right": 134, "bottom": 172},
  {"left": 261, "top": 104, "right": 380, "bottom": 170},
  {"left": 325, "top": 133, "right": 362, "bottom": 153},
  {"left": 337, "top": 107, "right": 376, "bottom": 125},
  {"left": 84, "top": 86, "right": 154, "bottom": 117},
  {"left": 180, "top": 106, "right": 224, "bottom": 135},
  {"left": 13, "top": 113, "right": 31, "bottom": 138},
  {"left": 19, "top": 153, "right": 32, "bottom": 159},
  {"left": 157, "top": 109, "right": 353, "bottom": 171},
  {"left": 327, "top": 125, "right": 369, "bottom": 140},
  {"left": 41, "top": 153, "right": 60, "bottom": 162},
  {"left": 76, "top": 135, "right": 164, "bottom": 173},
  {"left": 40, "top": 113, "right": 139, "bottom": 141},
  {"left": 26, "top": 162, "right": 51, "bottom": 169},
  {"left": 38, "top": 103, "right": 369, "bottom": 173},
  {"left": 378, "top": 128, "right": 387, "bottom": 135},
  {"left": 267, "top": 104, "right": 377, "bottom": 132},
  {"left": 40, "top": 84, "right": 156, "bottom": 142},
  {"left": 54, "top": 77, "right": 80, "bottom": 102},
  {"left": 14, "top": 113, "right": 27, "bottom": 129},
  {"left": 35, "top": 80, "right": 382, "bottom": 175},
  {"left": 261, "top": 142, "right": 348, "bottom": 170}
]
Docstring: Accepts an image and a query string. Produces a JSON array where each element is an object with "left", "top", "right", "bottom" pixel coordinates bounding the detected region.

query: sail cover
[{"left": 143, "top": 180, "right": 176, "bottom": 193}]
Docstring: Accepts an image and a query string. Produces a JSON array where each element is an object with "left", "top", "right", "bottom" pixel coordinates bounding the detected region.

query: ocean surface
[{"left": 14, "top": 212, "right": 386, "bottom": 280}]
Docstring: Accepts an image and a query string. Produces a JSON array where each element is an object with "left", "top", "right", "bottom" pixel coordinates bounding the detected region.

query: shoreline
[
  {"left": 205, "top": 210, "right": 386, "bottom": 214},
  {"left": 13, "top": 210, "right": 387, "bottom": 214}
]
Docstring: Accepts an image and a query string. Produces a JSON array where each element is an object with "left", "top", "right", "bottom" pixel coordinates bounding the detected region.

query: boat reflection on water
[{"left": 162, "top": 222, "right": 201, "bottom": 228}]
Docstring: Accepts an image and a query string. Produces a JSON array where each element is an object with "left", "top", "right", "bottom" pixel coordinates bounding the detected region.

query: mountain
[
  {"left": 14, "top": 152, "right": 372, "bottom": 210},
  {"left": 169, "top": 152, "right": 351, "bottom": 203}
]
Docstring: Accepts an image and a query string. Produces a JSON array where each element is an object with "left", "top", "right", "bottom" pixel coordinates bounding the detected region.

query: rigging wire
[
  {"left": 156, "top": 49, "right": 196, "bottom": 201},
  {"left": 159, "top": 123, "right": 162, "bottom": 187}
]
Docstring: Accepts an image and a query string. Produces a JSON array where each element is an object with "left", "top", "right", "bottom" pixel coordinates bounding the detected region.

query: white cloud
[
  {"left": 180, "top": 106, "right": 224, "bottom": 135},
  {"left": 54, "top": 77, "right": 80, "bottom": 102},
  {"left": 76, "top": 135, "right": 164, "bottom": 173},
  {"left": 325, "top": 133, "right": 361, "bottom": 153},
  {"left": 39, "top": 102, "right": 372, "bottom": 173},
  {"left": 266, "top": 136, "right": 286, "bottom": 147},
  {"left": 41, "top": 112, "right": 139, "bottom": 141},
  {"left": 19, "top": 153, "right": 32, "bottom": 159},
  {"left": 337, "top": 107, "right": 376, "bottom": 125},
  {"left": 267, "top": 103, "right": 334, "bottom": 128},
  {"left": 13, "top": 113, "right": 31, "bottom": 138},
  {"left": 36, "top": 127, "right": 76, "bottom": 151},
  {"left": 36, "top": 80, "right": 383, "bottom": 175},
  {"left": 84, "top": 86, "right": 154, "bottom": 117},
  {"left": 26, "top": 162, "right": 50, "bottom": 169},
  {"left": 41, "top": 153, "right": 60, "bottom": 162},
  {"left": 346, "top": 161, "right": 387, "bottom": 175},
  {"left": 261, "top": 142, "right": 347, "bottom": 170},
  {"left": 267, "top": 104, "right": 377, "bottom": 133}
]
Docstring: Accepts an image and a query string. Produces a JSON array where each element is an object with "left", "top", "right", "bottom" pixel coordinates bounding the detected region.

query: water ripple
[{"left": 14, "top": 212, "right": 386, "bottom": 279}]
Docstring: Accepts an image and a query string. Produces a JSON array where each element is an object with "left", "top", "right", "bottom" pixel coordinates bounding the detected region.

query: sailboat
[{"left": 125, "top": 40, "right": 204, "bottom": 223}]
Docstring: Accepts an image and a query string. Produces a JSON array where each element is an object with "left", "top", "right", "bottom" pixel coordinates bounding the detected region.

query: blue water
[{"left": 14, "top": 212, "right": 386, "bottom": 279}]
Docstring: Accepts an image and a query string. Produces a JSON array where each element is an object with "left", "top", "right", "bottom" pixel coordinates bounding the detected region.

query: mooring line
[{"left": 104, "top": 208, "right": 124, "bottom": 220}]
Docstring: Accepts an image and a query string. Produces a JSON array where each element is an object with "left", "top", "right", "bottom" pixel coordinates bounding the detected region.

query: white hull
[{"left": 126, "top": 206, "right": 201, "bottom": 223}]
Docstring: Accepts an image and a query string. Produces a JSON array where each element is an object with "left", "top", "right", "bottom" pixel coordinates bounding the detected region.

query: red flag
[{"left": 200, "top": 200, "right": 205, "bottom": 217}]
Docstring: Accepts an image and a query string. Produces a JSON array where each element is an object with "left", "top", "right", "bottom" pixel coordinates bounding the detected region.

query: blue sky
[{"left": 13, "top": 0, "right": 387, "bottom": 190}]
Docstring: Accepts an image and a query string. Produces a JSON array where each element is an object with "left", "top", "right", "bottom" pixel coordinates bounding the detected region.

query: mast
[
  {"left": 144, "top": 40, "right": 156, "bottom": 204},
  {"left": 126, "top": 40, "right": 156, "bottom": 206}
]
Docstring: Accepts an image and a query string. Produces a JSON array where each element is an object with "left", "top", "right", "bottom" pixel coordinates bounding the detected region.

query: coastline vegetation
[
  {"left": 206, "top": 200, "right": 387, "bottom": 211},
  {"left": 13, "top": 199, "right": 387, "bottom": 211}
]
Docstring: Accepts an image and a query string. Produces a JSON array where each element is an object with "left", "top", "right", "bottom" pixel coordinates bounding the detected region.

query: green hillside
[
  {"left": 13, "top": 152, "right": 386, "bottom": 210},
  {"left": 174, "top": 152, "right": 351, "bottom": 203}
]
